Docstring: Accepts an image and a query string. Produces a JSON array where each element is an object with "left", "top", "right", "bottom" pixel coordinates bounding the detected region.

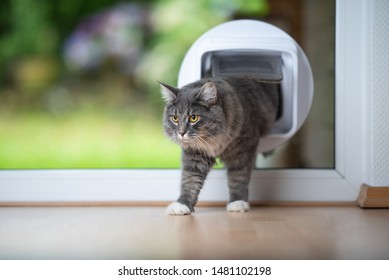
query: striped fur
[{"left": 161, "top": 76, "right": 280, "bottom": 213}]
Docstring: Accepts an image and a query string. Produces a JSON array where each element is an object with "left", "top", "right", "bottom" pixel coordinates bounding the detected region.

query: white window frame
[{"left": 0, "top": 0, "right": 368, "bottom": 204}]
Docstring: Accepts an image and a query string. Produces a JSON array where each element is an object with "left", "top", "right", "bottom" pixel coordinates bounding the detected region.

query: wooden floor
[{"left": 0, "top": 206, "right": 389, "bottom": 259}]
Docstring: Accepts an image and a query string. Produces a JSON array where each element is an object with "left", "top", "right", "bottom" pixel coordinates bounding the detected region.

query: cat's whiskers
[
  {"left": 200, "top": 130, "right": 240, "bottom": 163},
  {"left": 191, "top": 135, "right": 207, "bottom": 153},
  {"left": 196, "top": 134, "right": 214, "bottom": 146},
  {"left": 189, "top": 136, "right": 208, "bottom": 158},
  {"left": 198, "top": 130, "right": 219, "bottom": 142},
  {"left": 170, "top": 134, "right": 179, "bottom": 144},
  {"left": 193, "top": 134, "right": 216, "bottom": 157},
  {"left": 198, "top": 131, "right": 226, "bottom": 151}
]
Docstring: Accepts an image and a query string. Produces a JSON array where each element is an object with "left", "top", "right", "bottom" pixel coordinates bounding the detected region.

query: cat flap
[
  {"left": 201, "top": 51, "right": 283, "bottom": 84},
  {"left": 179, "top": 20, "right": 314, "bottom": 152}
]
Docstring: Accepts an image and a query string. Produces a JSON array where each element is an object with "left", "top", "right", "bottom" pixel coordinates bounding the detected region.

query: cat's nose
[
  {"left": 178, "top": 130, "right": 187, "bottom": 139},
  {"left": 178, "top": 125, "right": 188, "bottom": 139}
]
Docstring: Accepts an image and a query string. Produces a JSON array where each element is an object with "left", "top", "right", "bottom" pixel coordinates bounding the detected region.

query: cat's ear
[
  {"left": 197, "top": 82, "right": 217, "bottom": 105},
  {"left": 158, "top": 81, "right": 178, "bottom": 103}
]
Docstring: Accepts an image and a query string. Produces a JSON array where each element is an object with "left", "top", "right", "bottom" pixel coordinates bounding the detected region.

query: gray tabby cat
[{"left": 160, "top": 76, "right": 280, "bottom": 215}]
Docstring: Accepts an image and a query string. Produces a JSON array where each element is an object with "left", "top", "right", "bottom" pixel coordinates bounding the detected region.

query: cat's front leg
[{"left": 166, "top": 150, "right": 215, "bottom": 215}]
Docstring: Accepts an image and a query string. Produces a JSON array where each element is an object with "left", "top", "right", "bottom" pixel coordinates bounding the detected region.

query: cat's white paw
[
  {"left": 166, "top": 202, "right": 191, "bottom": 215},
  {"left": 227, "top": 200, "right": 250, "bottom": 212}
]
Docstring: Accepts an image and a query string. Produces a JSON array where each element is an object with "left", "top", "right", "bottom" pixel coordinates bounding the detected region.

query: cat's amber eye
[
  {"left": 188, "top": 115, "right": 199, "bottom": 123},
  {"left": 171, "top": 115, "right": 179, "bottom": 124}
]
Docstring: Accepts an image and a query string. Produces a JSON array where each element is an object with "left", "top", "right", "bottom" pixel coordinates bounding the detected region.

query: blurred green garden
[{"left": 0, "top": 0, "right": 268, "bottom": 169}]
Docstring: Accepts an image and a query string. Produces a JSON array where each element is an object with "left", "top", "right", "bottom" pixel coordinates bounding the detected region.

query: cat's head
[{"left": 160, "top": 81, "right": 226, "bottom": 156}]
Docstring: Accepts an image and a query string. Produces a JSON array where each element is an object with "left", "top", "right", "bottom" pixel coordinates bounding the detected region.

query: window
[
  {"left": 0, "top": 0, "right": 334, "bottom": 170},
  {"left": 0, "top": 0, "right": 368, "bottom": 204}
]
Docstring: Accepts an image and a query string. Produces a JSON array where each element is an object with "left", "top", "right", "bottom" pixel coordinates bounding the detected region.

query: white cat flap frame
[
  {"left": 0, "top": 0, "right": 385, "bottom": 205},
  {"left": 178, "top": 19, "right": 314, "bottom": 153}
]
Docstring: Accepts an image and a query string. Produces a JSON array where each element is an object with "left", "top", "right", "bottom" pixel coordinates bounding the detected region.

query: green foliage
[
  {"left": 0, "top": 110, "right": 181, "bottom": 169},
  {"left": 0, "top": 0, "right": 269, "bottom": 169},
  {"left": 0, "top": 0, "right": 46, "bottom": 65},
  {"left": 139, "top": 0, "right": 269, "bottom": 89}
]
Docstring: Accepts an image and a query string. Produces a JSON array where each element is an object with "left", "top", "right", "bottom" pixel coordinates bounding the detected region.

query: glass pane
[
  {"left": 255, "top": 0, "right": 335, "bottom": 168},
  {"left": 0, "top": 0, "right": 334, "bottom": 169}
]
